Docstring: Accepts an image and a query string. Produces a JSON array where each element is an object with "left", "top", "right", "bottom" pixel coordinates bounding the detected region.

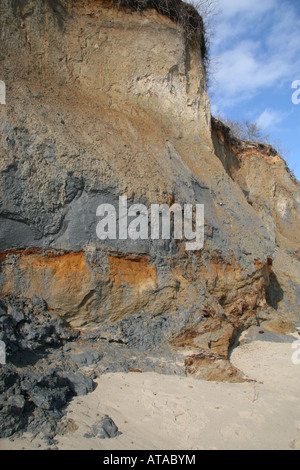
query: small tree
[
  {"left": 242, "top": 120, "right": 269, "bottom": 142},
  {"left": 215, "top": 114, "right": 292, "bottom": 167},
  {"left": 190, "top": 0, "right": 220, "bottom": 80},
  {"left": 190, "top": 0, "right": 220, "bottom": 22},
  {"left": 215, "top": 115, "right": 270, "bottom": 143}
]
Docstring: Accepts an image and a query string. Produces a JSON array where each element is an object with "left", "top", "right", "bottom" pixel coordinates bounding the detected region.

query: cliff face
[
  {"left": 0, "top": 0, "right": 299, "bottom": 375},
  {"left": 212, "top": 118, "right": 300, "bottom": 321}
]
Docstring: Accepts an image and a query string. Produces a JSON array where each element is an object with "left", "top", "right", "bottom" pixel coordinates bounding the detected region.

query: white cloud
[
  {"left": 209, "top": 0, "right": 300, "bottom": 110},
  {"left": 256, "top": 109, "right": 286, "bottom": 130},
  {"left": 219, "top": 0, "right": 276, "bottom": 18},
  {"left": 212, "top": 41, "right": 291, "bottom": 105}
]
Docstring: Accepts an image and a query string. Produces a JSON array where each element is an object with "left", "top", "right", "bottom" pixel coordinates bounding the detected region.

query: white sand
[{"left": 1, "top": 340, "right": 300, "bottom": 450}]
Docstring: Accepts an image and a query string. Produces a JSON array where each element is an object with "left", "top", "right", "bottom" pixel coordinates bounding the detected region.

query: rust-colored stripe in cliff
[
  {"left": 0, "top": 250, "right": 93, "bottom": 312},
  {"left": 108, "top": 254, "right": 157, "bottom": 291}
]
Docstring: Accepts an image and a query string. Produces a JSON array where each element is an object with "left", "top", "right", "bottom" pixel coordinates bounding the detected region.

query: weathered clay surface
[
  {"left": 212, "top": 117, "right": 300, "bottom": 322},
  {"left": 0, "top": 0, "right": 299, "bottom": 405}
]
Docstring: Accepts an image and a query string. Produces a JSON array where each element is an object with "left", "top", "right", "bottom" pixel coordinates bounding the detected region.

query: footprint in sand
[
  {"left": 140, "top": 388, "right": 170, "bottom": 417},
  {"left": 239, "top": 410, "right": 265, "bottom": 424},
  {"left": 173, "top": 404, "right": 187, "bottom": 424},
  {"left": 220, "top": 424, "right": 254, "bottom": 440}
]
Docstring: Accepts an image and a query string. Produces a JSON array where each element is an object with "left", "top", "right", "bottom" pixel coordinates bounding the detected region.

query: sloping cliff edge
[{"left": 0, "top": 0, "right": 299, "bottom": 386}]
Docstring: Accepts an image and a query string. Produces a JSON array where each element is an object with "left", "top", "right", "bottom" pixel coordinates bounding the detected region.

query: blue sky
[{"left": 206, "top": 0, "right": 300, "bottom": 180}]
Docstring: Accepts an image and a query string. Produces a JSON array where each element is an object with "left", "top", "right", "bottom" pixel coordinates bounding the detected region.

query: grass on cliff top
[{"left": 108, "top": 0, "right": 207, "bottom": 60}]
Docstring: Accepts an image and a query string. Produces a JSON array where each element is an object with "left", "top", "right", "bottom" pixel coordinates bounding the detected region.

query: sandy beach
[{"left": 1, "top": 339, "right": 300, "bottom": 451}]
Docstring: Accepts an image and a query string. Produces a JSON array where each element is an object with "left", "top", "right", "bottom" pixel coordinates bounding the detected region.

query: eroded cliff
[
  {"left": 0, "top": 0, "right": 299, "bottom": 386},
  {"left": 212, "top": 117, "right": 300, "bottom": 322}
]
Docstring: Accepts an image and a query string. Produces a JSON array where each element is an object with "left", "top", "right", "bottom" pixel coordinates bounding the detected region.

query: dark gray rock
[
  {"left": 84, "top": 415, "right": 121, "bottom": 439},
  {"left": 70, "top": 350, "right": 103, "bottom": 366},
  {"left": 241, "top": 326, "right": 296, "bottom": 344},
  {"left": 0, "top": 297, "right": 95, "bottom": 439},
  {"left": 0, "top": 296, "right": 78, "bottom": 359},
  {"left": 61, "top": 372, "right": 94, "bottom": 396},
  {"left": 95, "top": 308, "right": 204, "bottom": 352},
  {"left": 0, "top": 366, "right": 27, "bottom": 438},
  {"left": 21, "top": 372, "right": 71, "bottom": 411},
  {"left": 0, "top": 365, "right": 20, "bottom": 394},
  {"left": 0, "top": 393, "right": 26, "bottom": 438}
]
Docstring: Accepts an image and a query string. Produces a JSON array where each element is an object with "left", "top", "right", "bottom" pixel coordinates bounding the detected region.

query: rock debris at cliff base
[{"left": 0, "top": 0, "right": 299, "bottom": 448}]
